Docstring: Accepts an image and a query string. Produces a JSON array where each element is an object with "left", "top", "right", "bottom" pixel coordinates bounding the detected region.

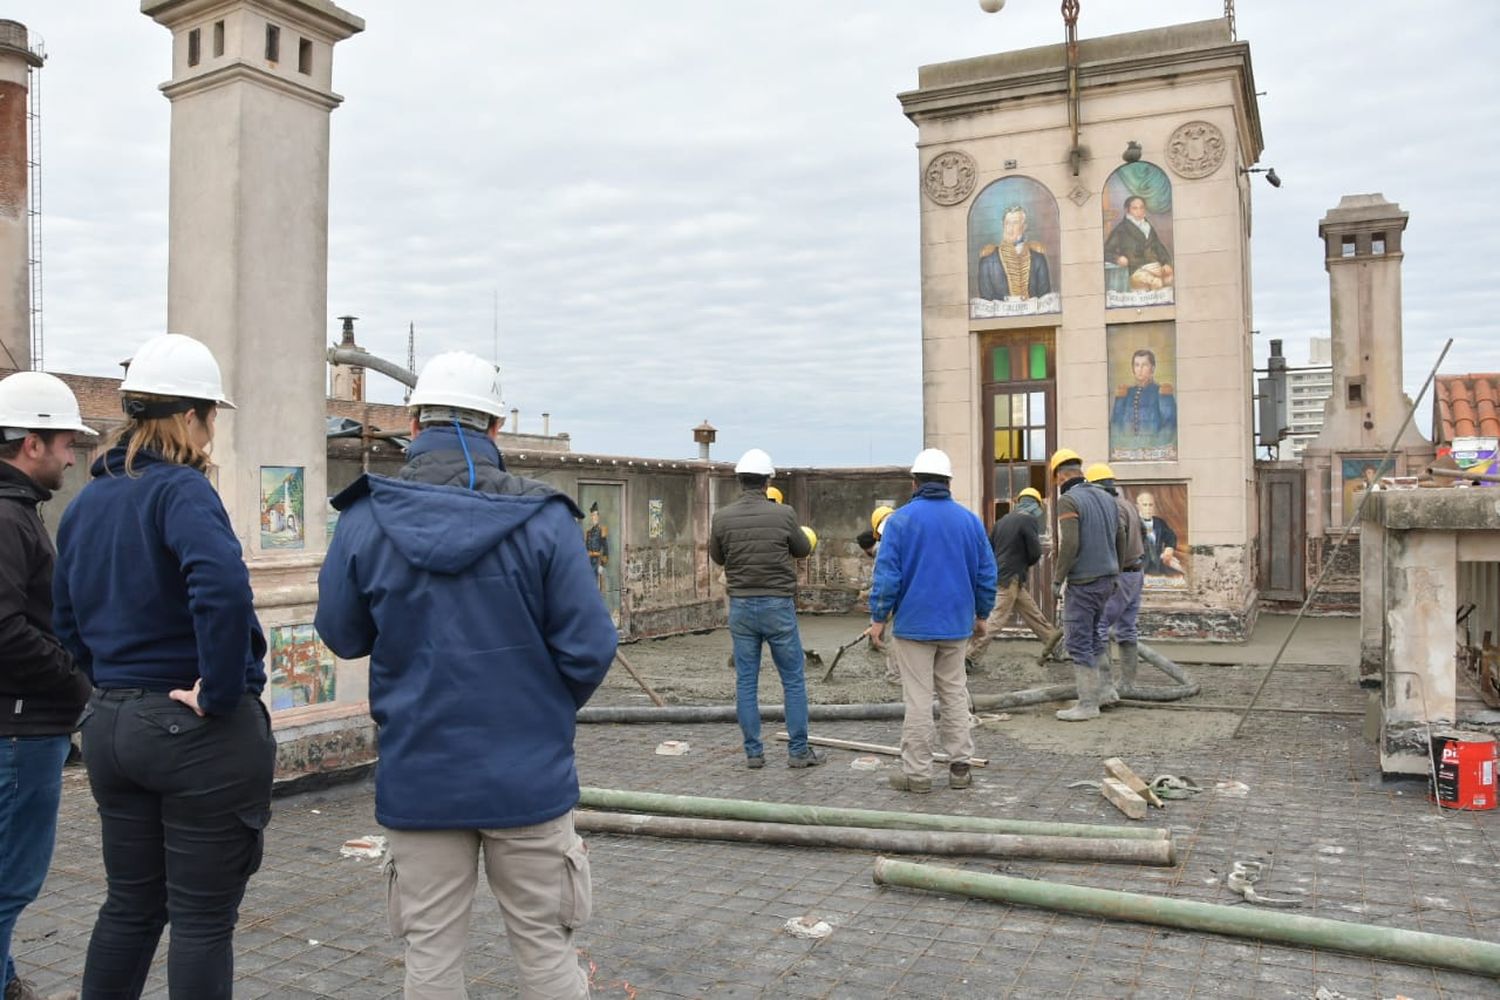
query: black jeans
[{"left": 79, "top": 690, "right": 275, "bottom": 1000}]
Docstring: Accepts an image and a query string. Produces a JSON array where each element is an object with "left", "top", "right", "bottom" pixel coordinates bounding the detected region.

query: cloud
[{"left": 9, "top": 0, "right": 1497, "bottom": 466}]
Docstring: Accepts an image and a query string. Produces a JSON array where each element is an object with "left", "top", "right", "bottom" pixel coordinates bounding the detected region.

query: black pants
[{"left": 79, "top": 690, "right": 275, "bottom": 1000}]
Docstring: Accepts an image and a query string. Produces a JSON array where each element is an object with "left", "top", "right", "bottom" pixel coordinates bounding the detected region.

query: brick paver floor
[{"left": 11, "top": 641, "right": 1500, "bottom": 998}]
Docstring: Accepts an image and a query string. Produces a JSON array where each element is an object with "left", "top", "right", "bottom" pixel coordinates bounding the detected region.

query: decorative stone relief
[
  {"left": 1067, "top": 184, "right": 1091, "bottom": 207},
  {"left": 1165, "top": 121, "right": 1226, "bottom": 179},
  {"left": 922, "top": 150, "right": 978, "bottom": 206}
]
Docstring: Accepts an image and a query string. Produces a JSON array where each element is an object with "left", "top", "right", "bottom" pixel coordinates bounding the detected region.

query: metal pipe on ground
[
  {"left": 577, "top": 787, "right": 1168, "bottom": 842},
  {"left": 872, "top": 857, "right": 1500, "bottom": 979},
  {"left": 578, "top": 812, "right": 1175, "bottom": 865},
  {"left": 577, "top": 703, "right": 908, "bottom": 724}
]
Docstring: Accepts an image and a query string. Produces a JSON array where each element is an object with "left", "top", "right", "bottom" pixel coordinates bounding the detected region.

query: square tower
[
  {"left": 143, "top": 0, "right": 364, "bottom": 557},
  {"left": 900, "top": 18, "right": 1263, "bottom": 639}
]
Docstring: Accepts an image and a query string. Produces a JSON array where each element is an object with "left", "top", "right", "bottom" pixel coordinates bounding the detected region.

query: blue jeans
[
  {"left": 728, "top": 596, "right": 810, "bottom": 758},
  {"left": 1063, "top": 575, "right": 1117, "bottom": 668},
  {"left": 1, "top": 734, "right": 71, "bottom": 989},
  {"left": 1098, "top": 569, "right": 1144, "bottom": 646}
]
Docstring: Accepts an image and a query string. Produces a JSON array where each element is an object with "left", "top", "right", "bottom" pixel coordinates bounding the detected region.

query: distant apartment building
[{"left": 1284, "top": 336, "right": 1332, "bottom": 459}]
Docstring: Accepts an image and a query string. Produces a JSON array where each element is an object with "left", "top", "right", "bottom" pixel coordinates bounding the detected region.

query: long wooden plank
[{"left": 774, "top": 731, "right": 989, "bottom": 768}]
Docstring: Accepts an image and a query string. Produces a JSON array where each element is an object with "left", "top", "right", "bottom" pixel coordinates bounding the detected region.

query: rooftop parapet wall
[
  {"left": 900, "top": 18, "right": 1262, "bottom": 164},
  {"left": 1363, "top": 487, "right": 1500, "bottom": 531}
]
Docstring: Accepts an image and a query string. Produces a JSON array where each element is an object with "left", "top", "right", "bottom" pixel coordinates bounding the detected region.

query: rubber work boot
[
  {"left": 1056, "top": 665, "right": 1101, "bottom": 722},
  {"left": 787, "top": 747, "right": 827, "bottom": 769},
  {"left": 888, "top": 772, "right": 932, "bottom": 793},
  {"left": 746, "top": 754, "right": 765, "bottom": 770},
  {"left": 948, "top": 762, "right": 972, "bottom": 789},
  {"left": 1097, "top": 652, "right": 1121, "bottom": 709},
  {"left": 1118, "top": 642, "right": 1139, "bottom": 695},
  {"left": 4, "top": 978, "right": 77, "bottom": 1000}
]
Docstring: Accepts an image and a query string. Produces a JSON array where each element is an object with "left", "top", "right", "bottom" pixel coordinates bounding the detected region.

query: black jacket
[
  {"left": 709, "top": 488, "right": 811, "bottom": 597},
  {"left": 0, "top": 460, "right": 91, "bottom": 735},
  {"left": 989, "top": 507, "right": 1043, "bottom": 586}
]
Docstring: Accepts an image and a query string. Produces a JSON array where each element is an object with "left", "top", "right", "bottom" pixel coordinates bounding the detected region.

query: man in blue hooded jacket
[
  {"left": 316, "top": 351, "right": 616, "bottom": 1000},
  {"left": 866, "top": 449, "right": 997, "bottom": 794}
]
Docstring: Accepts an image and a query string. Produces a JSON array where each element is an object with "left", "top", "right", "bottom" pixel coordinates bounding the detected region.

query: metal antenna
[{"left": 404, "top": 322, "right": 415, "bottom": 403}]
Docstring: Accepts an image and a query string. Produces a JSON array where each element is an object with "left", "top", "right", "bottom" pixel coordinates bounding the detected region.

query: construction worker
[
  {"left": 856, "top": 506, "right": 899, "bottom": 683},
  {"left": 1087, "top": 463, "right": 1146, "bottom": 697},
  {"left": 0, "top": 373, "right": 95, "bottom": 1000},
  {"left": 1049, "top": 449, "right": 1128, "bottom": 722},
  {"left": 867, "top": 449, "right": 996, "bottom": 793},
  {"left": 967, "top": 486, "right": 1058, "bottom": 667},
  {"left": 316, "top": 351, "right": 617, "bottom": 997},
  {"left": 766, "top": 485, "right": 784, "bottom": 504},
  {"left": 52, "top": 334, "right": 275, "bottom": 998},
  {"left": 710, "top": 448, "right": 825, "bottom": 770}
]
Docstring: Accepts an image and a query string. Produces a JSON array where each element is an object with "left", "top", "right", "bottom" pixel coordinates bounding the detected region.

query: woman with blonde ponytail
[{"left": 51, "top": 334, "right": 273, "bottom": 1000}]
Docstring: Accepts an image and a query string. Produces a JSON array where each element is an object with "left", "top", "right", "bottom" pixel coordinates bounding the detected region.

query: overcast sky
[{"left": 8, "top": 1, "right": 1498, "bottom": 465}]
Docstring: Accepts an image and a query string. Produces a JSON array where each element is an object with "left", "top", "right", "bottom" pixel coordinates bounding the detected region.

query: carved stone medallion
[
  {"left": 922, "top": 150, "right": 978, "bottom": 206},
  {"left": 1067, "top": 184, "right": 1091, "bottom": 207},
  {"left": 1166, "top": 120, "right": 1227, "bottom": 179}
]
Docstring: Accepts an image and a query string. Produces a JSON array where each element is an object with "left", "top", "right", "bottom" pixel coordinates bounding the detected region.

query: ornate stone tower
[
  {"left": 1303, "top": 194, "right": 1432, "bottom": 533},
  {"left": 143, "top": 0, "right": 364, "bottom": 556}
]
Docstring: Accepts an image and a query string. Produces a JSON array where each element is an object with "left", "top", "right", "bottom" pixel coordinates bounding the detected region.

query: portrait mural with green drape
[{"left": 1102, "top": 162, "right": 1175, "bottom": 309}]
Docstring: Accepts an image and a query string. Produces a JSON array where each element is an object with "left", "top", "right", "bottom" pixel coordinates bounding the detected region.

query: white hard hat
[
  {"left": 735, "top": 448, "right": 775, "bottom": 477},
  {"left": 120, "top": 334, "right": 235, "bottom": 408},
  {"left": 407, "top": 351, "right": 505, "bottom": 419},
  {"left": 911, "top": 448, "right": 954, "bottom": 478},
  {"left": 0, "top": 371, "right": 97, "bottom": 436}
]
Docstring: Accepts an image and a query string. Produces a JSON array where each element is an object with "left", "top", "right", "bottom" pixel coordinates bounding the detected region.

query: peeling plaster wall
[{"left": 1380, "top": 529, "right": 1456, "bottom": 774}]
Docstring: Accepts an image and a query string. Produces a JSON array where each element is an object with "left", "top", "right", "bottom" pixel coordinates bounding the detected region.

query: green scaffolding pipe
[
  {"left": 873, "top": 858, "right": 1500, "bottom": 980},
  {"left": 577, "top": 788, "right": 1168, "bottom": 842}
]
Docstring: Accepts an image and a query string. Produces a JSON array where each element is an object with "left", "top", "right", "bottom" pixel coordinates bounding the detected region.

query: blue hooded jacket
[
  {"left": 868, "top": 482, "right": 997, "bottom": 642},
  {"left": 315, "top": 426, "right": 617, "bottom": 830},
  {"left": 53, "top": 446, "right": 266, "bottom": 715}
]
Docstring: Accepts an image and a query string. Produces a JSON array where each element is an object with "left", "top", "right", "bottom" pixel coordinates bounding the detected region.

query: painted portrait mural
[
  {"left": 1102, "top": 162, "right": 1175, "bottom": 308},
  {"left": 577, "top": 482, "right": 623, "bottom": 621},
  {"left": 968, "top": 176, "right": 1062, "bottom": 319},
  {"left": 1107, "top": 322, "right": 1177, "bottom": 462},
  {"left": 1120, "top": 483, "right": 1190, "bottom": 590},
  {"left": 1341, "top": 457, "right": 1386, "bottom": 523}
]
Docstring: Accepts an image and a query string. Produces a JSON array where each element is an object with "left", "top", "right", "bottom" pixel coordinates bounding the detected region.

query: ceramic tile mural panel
[
  {"left": 269, "top": 623, "right": 336, "bottom": 711},
  {"left": 260, "top": 465, "right": 305, "bottom": 550},
  {"left": 969, "top": 176, "right": 1062, "bottom": 319}
]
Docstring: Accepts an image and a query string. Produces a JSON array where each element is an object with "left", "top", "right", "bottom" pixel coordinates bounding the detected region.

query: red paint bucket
[{"left": 1429, "top": 732, "right": 1498, "bottom": 811}]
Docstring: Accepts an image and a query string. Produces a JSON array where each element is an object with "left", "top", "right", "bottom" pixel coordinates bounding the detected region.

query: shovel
[{"left": 821, "top": 629, "right": 871, "bottom": 682}]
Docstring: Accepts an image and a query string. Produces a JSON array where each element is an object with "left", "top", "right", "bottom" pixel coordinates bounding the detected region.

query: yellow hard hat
[
  {"left": 766, "top": 486, "right": 784, "bottom": 503},
  {"left": 1084, "top": 462, "right": 1116, "bottom": 483},
  {"left": 871, "top": 505, "right": 895, "bottom": 534},
  {"left": 1017, "top": 487, "right": 1043, "bottom": 503},
  {"left": 1049, "top": 448, "right": 1083, "bottom": 474},
  {"left": 801, "top": 526, "right": 818, "bottom": 551}
]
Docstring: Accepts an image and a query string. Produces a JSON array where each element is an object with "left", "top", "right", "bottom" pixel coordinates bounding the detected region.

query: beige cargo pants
[
  {"left": 384, "top": 812, "right": 592, "bottom": 999},
  {"left": 891, "top": 636, "right": 974, "bottom": 779}
]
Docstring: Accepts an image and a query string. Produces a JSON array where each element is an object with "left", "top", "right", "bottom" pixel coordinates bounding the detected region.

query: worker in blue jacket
[
  {"left": 53, "top": 334, "right": 274, "bottom": 1000},
  {"left": 866, "top": 449, "right": 997, "bottom": 794},
  {"left": 316, "top": 351, "right": 616, "bottom": 999}
]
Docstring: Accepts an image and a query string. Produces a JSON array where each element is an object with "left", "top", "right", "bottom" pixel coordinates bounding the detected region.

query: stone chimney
[{"left": 328, "top": 315, "right": 365, "bottom": 401}]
